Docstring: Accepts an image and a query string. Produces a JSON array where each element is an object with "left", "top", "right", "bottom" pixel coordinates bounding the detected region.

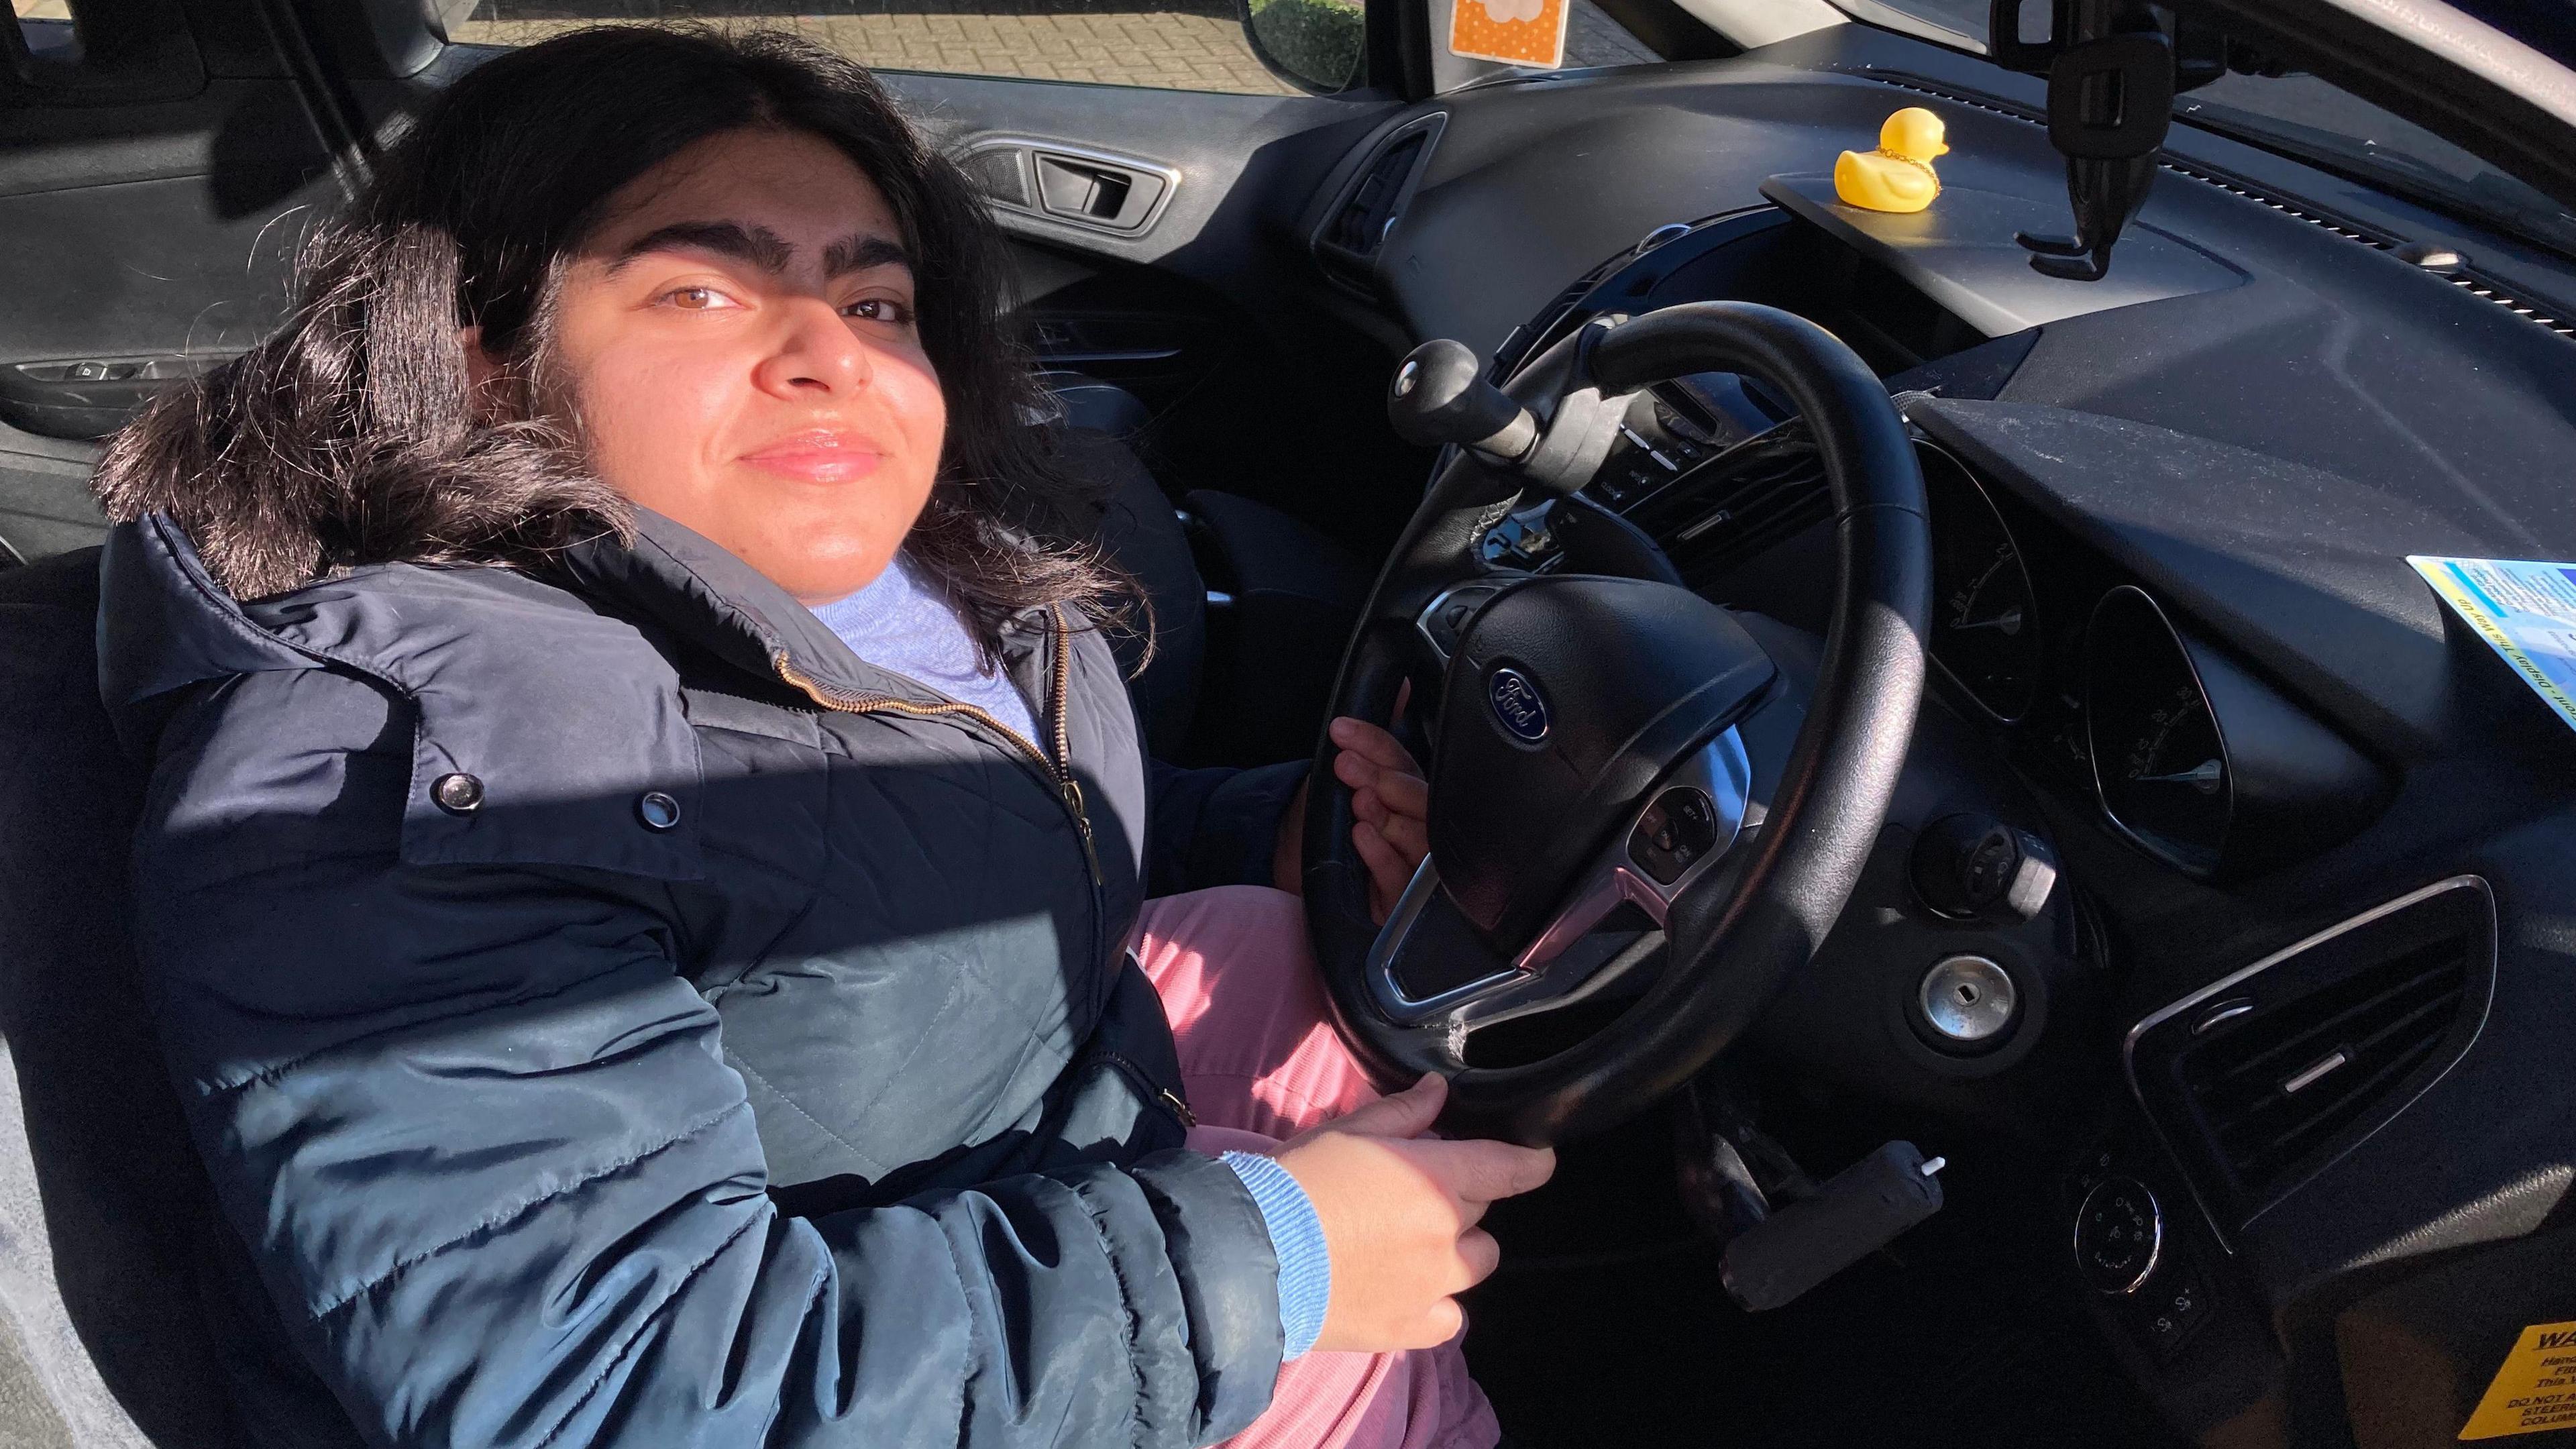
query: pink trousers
[{"left": 1134, "top": 885, "right": 1501, "bottom": 1449}]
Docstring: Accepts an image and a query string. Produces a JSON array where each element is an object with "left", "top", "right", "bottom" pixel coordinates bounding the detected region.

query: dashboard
[{"left": 1306, "top": 23, "right": 2576, "bottom": 1446}]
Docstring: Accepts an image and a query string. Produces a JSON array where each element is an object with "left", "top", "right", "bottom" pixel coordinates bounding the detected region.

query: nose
[{"left": 751, "top": 297, "right": 873, "bottom": 399}]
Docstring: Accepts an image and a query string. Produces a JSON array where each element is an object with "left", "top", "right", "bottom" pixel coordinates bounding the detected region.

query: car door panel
[
  {"left": 0, "top": 64, "right": 340, "bottom": 561},
  {"left": 883, "top": 70, "right": 1419, "bottom": 543}
]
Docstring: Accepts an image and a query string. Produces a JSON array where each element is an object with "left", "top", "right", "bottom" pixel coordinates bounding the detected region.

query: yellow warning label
[{"left": 2461, "top": 1322, "right": 2576, "bottom": 1439}]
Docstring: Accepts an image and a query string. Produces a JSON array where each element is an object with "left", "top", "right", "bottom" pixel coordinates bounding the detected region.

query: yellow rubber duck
[{"left": 1835, "top": 107, "right": 1949, "bottom": 213}]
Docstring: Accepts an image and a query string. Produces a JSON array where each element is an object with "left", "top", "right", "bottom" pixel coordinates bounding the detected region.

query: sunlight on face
[{"left": 546, "top": 126, "right": 945, "bottom": 604}]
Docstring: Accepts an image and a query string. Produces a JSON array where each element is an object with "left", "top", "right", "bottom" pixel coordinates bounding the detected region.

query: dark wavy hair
[{"left": 93, "top": 25, "right": 1136, "bottom": 655}]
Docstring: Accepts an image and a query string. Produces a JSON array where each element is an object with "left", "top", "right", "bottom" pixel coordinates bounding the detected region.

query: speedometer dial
[
  {"left": 2086, "top": 587, "right": 2231, "bottom": 875},
  {"left": 1921, "top": 443, "right": 2041, "bottom": 722}
]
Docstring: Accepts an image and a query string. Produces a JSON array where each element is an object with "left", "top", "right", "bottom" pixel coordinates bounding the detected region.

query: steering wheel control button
[
  {"left": 1909, "top": 812, "right": 2057, "bottom": 921},
  {"left": 635, "top": 791, "right": 684, "bottom": 832},
  {"left": 430, "top": 771, "right": 484, "bottom": 816},
  {"left": 1415, "top": 582, "right": 1509, "bottom": 664},
  {"left": 1917, "top": 955, "right": 2017, "bottom": 1046},
  {"left": 1486, "top": 667, "right": 1551, "bottom": 743},
  {"left": 2075, "top": 1175, "right": 2164, "bottom": 1295},
  {"left": 1630, "top": 786, "right": 1720, "bottom": 885}
]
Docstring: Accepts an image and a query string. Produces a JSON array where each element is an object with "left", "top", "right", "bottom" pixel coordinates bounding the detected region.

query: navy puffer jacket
[{"left": 97, "top": 507, "right": 1305, "bottom": 1449}]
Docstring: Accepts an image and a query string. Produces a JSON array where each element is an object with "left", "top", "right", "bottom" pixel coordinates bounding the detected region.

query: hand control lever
[
  {"left": 1719, "top": 1141, "right": 1946, "bottom": 1311},
  {"left": 1387, "top": 339, "right": 1539, "bottom": 462},
  {"left": 1385, "top": 331, "right": 1633, "bottom": 496}
]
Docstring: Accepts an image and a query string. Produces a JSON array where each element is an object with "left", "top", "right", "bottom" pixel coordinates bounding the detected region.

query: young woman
[{"left": 91, "top": 25, "right": 1550, "bottom": 1449}]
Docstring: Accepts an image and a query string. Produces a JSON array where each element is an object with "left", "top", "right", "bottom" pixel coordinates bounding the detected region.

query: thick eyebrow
[
  {"left": 824, "top": 233, "right": 912, "bottom": 278},
  {"left": 610, "top": 221, "right": 794, "bottom": 274},
  {"left": 608, "top": 222, "right": 910, "bottom": 282}
]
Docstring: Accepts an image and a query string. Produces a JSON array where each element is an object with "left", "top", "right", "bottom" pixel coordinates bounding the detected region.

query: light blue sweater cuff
[{"left": 1220, "top": 1150, "right": 1330, "bottom": 1359}]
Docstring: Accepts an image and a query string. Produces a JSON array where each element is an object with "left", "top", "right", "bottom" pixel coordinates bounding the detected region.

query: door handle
[
  {"left": 1034, "top": 154, "right": 1165, "bottom": 228},
  {"left": 957, "top": 138, "right": 1176, "bottom": 235}
]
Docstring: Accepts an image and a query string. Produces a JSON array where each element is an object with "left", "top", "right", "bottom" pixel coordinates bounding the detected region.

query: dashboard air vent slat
[
  {"left": 2128, "top": 878, "right": 2495, "bottom": 1242},
  {"left": 1314, "top": 119, "right": 1443, "bottom": 295},
  {"left": 1619, "top": 426, "right": 1831, "bottom": 587},
  {"left": 2192, "top": 939, "right": 2466, "bottom": 1184},
  {"left": 1327, "top": 133, "right": 1424, "bottom": 258}
]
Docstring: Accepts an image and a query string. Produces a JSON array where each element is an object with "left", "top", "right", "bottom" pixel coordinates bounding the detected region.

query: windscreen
[{"left": 1822, "top": 0, "right": 2576, "bottom": 258}]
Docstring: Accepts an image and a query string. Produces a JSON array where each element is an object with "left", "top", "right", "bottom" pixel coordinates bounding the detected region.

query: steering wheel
[{"left": 1302, "top": 302, "right": 1932, "bottom": 1148}]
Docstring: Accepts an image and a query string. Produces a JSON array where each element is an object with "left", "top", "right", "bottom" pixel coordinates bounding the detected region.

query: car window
[
  {"left": 1427, "top": 0, "right": 1684, "bottom": 93},
  {"left": 2176, "top": 70, "right": 2576, "bottom": 258},
  {"left": 10, "top": 0, "right": 82, "bottom": 62},
  {"left": 436, "top": 0, "right": 1360, "bottom": 94},
  {"left": 1818, "top": 0, "right": 1982, "bottom": 49},
  {"left": 1564, "top": 1, "right": 1657, "bottom": 64}
]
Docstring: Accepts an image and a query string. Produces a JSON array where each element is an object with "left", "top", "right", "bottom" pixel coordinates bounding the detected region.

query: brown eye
[
  {"left": 847, "top": 297, "right": 914, "bottom": 325},
  {"left": 663, "top": 286, "right": 735, "bottom": 311}
]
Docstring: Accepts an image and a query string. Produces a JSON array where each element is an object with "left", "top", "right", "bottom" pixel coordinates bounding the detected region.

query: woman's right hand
[{"left": 1269, "top": 1074, "right": 1556, "bottom": 1354}]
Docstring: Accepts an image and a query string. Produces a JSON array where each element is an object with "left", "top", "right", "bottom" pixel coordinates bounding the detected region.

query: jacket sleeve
[
  {"left": 1145, "top": 758, "right": 1310, "bottom": 898},
  {"left": 133, "top": 666, "right": 1284, "bottom": 1449}
]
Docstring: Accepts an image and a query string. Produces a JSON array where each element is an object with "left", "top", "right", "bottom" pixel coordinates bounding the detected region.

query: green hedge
[{"left": 1248, "top": 0, "right": 1362, "bottom": 91}]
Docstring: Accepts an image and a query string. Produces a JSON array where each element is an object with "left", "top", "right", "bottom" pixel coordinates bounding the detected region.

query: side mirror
[{"left": 1240, "top": 0, "right": 1364, "bottom": 93}]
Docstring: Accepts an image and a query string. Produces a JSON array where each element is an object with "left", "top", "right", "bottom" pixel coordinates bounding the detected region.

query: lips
[{"left": 739, "top": 429, "right": 884, "bottom": 484}]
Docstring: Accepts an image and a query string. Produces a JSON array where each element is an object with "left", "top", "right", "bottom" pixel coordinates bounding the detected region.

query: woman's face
[{"left": 542, "top": 126, "right": 945, "bottom": 604}]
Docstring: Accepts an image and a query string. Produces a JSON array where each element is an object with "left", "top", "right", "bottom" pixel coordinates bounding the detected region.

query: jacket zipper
[
  {"left": 770, "top": 609, "right": 1104, "bottom": 928},
  {"left": 1091, "top": 1050, "right": 1198, "bottom": 1129},
  {"left": 775, "top": 619, "right": 1181, "bottom": 1131}
]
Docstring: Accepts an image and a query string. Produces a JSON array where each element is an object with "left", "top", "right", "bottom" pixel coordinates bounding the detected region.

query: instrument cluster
[
  {"left": 1921, "top": 442, "right": 2043, "bottom": 726},
  {"left": 1920, "top": 446, "right": 2244, "bottom": 875},
  {"left": 1918, "top": 447, "right": 2387, "bottom": 879}
]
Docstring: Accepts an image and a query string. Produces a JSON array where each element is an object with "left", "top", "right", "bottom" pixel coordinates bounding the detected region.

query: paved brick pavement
[
  {"left": 452, "top": 9, "right": 1303, "bottom": 91},
  {"left": 1564, "top": 1, "right": 1656, "bottom": 68},
  {"left": 450, "top": 0, "right": 1656, "bottom": 95}
]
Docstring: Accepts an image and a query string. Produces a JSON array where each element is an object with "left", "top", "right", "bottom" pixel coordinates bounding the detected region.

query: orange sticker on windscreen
[{"left": 1448, "top": 0, "right": 1566, "bottom": 68}]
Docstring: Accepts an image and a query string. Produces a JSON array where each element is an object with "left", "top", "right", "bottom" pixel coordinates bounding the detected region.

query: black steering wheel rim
[{"left": 1303, "top": 301, "right": 1933, "bottom": 1148}]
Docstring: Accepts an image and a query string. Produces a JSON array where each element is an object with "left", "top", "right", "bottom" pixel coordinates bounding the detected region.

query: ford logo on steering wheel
[{"left": 1488, "top": 667, "right": 1551, "bottom": 743}]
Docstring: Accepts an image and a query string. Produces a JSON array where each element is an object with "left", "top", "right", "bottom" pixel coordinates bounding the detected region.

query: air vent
[
  {"left": 1615, "top": 423, "right": 1831, "bottom": 588},
  {"left": 1316, "top": 117, "right": 1442, "bottom": 290},
  {"left": 2440, "top": 270, "right": 2576, "bottom": 339},
  {"left": 2127, "top": 877, "right": 2496, "bottom": 1241},
  {"left": 1326, "top": 135, "right": 1424, "bottom": 256},
  {"left": 1496, "top": 264, "right": 1627, "bottom": 379},
  {"left": 2154, "top": 157, "right": 2396, "bottom": 248}
]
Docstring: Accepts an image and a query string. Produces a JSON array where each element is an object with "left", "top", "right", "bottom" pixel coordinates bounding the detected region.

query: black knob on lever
[{"left": 1387, "top": 339, "right": 1538, "bottom": 462}]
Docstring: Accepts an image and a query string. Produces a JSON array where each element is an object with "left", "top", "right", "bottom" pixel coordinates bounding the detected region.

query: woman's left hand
[
  {"left": 1331, "top": 717, "right": 1431, "bottom": 920},
  {"left": 1273, "top": 716, "right": 1431, "bottom": 924}
]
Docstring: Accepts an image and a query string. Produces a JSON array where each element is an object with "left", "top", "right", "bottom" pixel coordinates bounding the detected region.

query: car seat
[
  {"left": 1042, "top": 374, "right": 1367, "bottom": 765},
  {"left": 1057, "top": 421, "right": 1207, "bottom": 757},
  {"left": 0, "top": 548, "right": 246, "bottom": 1448}
]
